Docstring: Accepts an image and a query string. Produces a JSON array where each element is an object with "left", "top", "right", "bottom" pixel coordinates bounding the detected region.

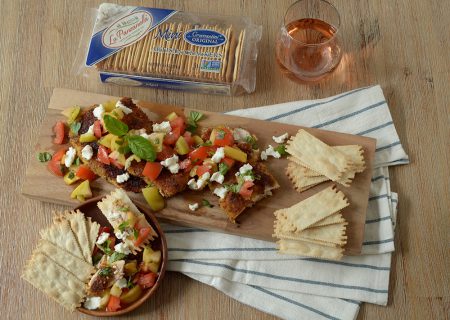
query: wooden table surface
[{"left": 0, "top": 0, "right": 448, "bottom": 319}]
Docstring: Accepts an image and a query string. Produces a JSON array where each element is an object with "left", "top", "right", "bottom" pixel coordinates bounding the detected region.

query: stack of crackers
[
  {"left": 96, "top": 22, "right": 245, "bottom": 84},
  {"left": 22, "top": 210, "right": 99, "bottom": 311},
  {"left": 285, "top": 129, "right": 366, "bottom": 192},
  {"left": 273, "top": 186, "right": 349, "bottom": 260}
]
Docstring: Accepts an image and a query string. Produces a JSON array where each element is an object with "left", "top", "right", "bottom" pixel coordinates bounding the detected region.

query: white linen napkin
[{"left": 163, "top": 85, "right": 408, "bottom": 320}]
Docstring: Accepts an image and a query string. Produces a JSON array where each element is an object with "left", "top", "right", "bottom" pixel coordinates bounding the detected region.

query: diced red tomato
[
  {"left": 53, "top": 121, "right": 66, "bottom": 144},
  {"left": 239, "top": 181, "right": 254, "bottom": 200},
  {"left": 48, "top": 159, "right": 65, "bottom": 177},
  {"left": 52, "top": 148, "right": 67, "bottom": 162},
  {"left": 93, "top": 120, "right": 102, "bottom": 138},
  {"left": 156, "top": 145, "right": 175, "bottom": 161},
  {"left": 163, "top": 127, "right": 181, "bottom": 145},
  {"left": 189, "top": 146, "right": 215, "bottom": 164},
  {"left": 106, "top": 295, "right": 121, "bottom": 312},
  {"left": 134, "top": 227, "right": 152, "bottom": 247},
  {"left": 136, "top": 272, "right": 157, "bottom": 289},
  {"left": 213, "top": 128, "right": 234, "bottom": 147},
  {"left": 75, "top": 165, "right": 97, "bottom": 181},
  {"left": 179, "top": 159, "right": 192, "bottom": 171},
  {"left": 97, "top": 146, "right": 110, "bottom": 165},
  {"left": 109, "top": 158, "right": 124, "bottom": 169},
  {"left": 169, "top": 116, "right": 186, "bottom": 134},
  {"left": 183, "top": 131, "right": 194, "bottom": 146},
  {"left": 99, "top": 226, "right": 111, "bottom": 235},
  {"left": 196, "top": 164, "right": 213, "bottom": 177},
  {"left": 142, "top": 162, "right": 163, "bottom": 181},
  {"left": 221, "top": 157, "right": 235, "bottom": 169}
]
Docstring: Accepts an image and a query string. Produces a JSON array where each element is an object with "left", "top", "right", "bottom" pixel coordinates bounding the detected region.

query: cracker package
[{"left": 75, "top": 3, "right": 262, "bottom": 95}]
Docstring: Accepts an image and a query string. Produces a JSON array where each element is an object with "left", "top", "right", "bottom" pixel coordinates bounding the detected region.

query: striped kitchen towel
[{"left": 164, "top": 85, "right": 408, "bottom": 320}]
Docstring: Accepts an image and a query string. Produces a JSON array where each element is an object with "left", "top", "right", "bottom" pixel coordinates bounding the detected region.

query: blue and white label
[
  {"left": 184, "top": 29, "right": 227, "bottom": 47},
  {"left": 200, "top": 60, "right": 221, "bottom": 73}
]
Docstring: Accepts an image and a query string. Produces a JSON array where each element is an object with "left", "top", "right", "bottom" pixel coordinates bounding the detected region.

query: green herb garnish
[
  {"left": 202, "top": 140, "right": 212, "bottom": 146},
  {"left": 118, "top": 221, "right": 129, "bottom": 232},
  {"left": 216, "top": 129, "right": 226, "bottom": 140},
  {"left": 274, "top": 144, "right": 288, "bottom": 156},
  {"left": 68, "top": 171, "right": 75, "bottom": 179},
  {"left": 98, "top": 239, "right": 112, "bottom": 255},
  {"left": 126, "top": 135, "right": 156, "bottom": 161},
  {"left": 74, "top": 157, "right": 80, "bottom": 166},
  {"left": 133, "top": 228, "right": 139, "bottom": 240},
  {"left": 109, "top": 252, "right": 126, "bottom": 263},
  {"left": 70, "top": 122, "right": 81, "bottom": 135},
  {"left": 37, "top": 152, "right": 52, "bottom": 162},
  {"left": 99, "top": 266, "right": 113, "bottom": 277},
  {"left": 103, "top": 114, "right": 129, "bottom": 136},
  {"left": 226, "top": 182, "right": 243, "bottom": 193},
  {"left": 201, "top": 199, "right": 213, "bottom": 208},
  {"left": 186, "top": 111, "right": 204, "bottom": 133},
  {"left": 127, "top": 278, "right": 135, "bottom": 289},
  {"left": 118, "top": 144, "right": 131, "bottom": 155},
  {"left": 119, "top": 207, "right": 129, "bottom": 212},
  {"left": 245, "top": 135, "right": 258, "bottom": 149},
  {"left": 218, "top": 162, "right": 229, "bottom": 175}
]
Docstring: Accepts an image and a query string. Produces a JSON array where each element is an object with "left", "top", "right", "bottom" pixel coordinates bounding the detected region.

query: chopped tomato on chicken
[
  {"left": 196, "top": 164, "right": 213, "bottom": 177},
  {"left": 134, "top": 227, "right": 152, "bottom": 247},
  {"left": 163, "top": 127, "right": 181, "bottom": 145},
  {"left": 239, "top": 181, "right": 254, "bottom": 200},
  {"left": 53, "top": 121, "right": 66, "bottom": 144},
  {"left": 106, "top": 295, "right": 121, "bottom": 312},
  {"left": 221, "top": 157, "right": 235, "bottom": 169},
  {"left": 47, "top": 148, "right": 67, "bottom": 176},
  {"left": 189, "top": 146, "right": 215, "bottom": 164},
  {"left": 169, "top": 116, "right": 186, "bottom": 134},
  {"left": 142, "top": 162, "right": 162, "bottom": 181},
  {"left": 93, "top": 120, "right": 102, "bottom": 138},
  {"left": 213, "top": 128, "right": 234, "bottom": 147},
  {"left": 76, "top": 165, "right": 97, "bottom": 181},
  {"left": 136, "top": 272, "right": 157, "bottom": 289},
  {"left": 97, "top": 145, "right": 110, "bottom": 165}
]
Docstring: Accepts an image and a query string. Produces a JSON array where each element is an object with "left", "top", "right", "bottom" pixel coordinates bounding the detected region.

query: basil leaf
[
  {"left": 37, "top": 152, "right": 52, "bottom": 162},
  {"left": 74, "top": 157, "right": 80, "bottom": 166},
  {"left": 118, "top": 145, "right": 131, "bottom": 155},
  {"left": 186, "top": 124, "right": 197, "bottom": 133},
  {"left": 118, "top": 221, "right": 129, "bottom": 232},
  {"left": 103, "top": 114, "right": 128, "bottom": 136},
  {"left": 109, "top": 252, "right": 126, "bottom": 264},
  {"left": 127, "top": 135, "right": 156, "bottom": 161},
  {"left": 274, "top": 144, "right": 287, "bottom": 156},
  {"left": 68, "top": 171, "right": 75, "bottom": 179},
  {"left": 201, "top": 199, "right": 213, "bottom": 208},
  {"left": 189, "top": 111, "right": 204, "bottom": 123},
  {"left": 245, "top": 135, "right": 258, "bottom": 149},
  {"left": 70, "top": 122, "right": 81, "bottom": 135},
  {"left": 133, "top": 228, "right": 139, "bottom": 240},
  {"left": 218, "top": 162, "right": 229, "bottom": 175}
]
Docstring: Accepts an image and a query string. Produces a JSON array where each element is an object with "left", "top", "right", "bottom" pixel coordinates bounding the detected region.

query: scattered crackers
[
  {"left": 286, "top": 129, "right": 366, "bottom": 191},
  {"left": 21, "top": 210, "right": 99, "bottom": 311},
  {"left": 273, "top": 186, "right": 349, "bottom": 260}
]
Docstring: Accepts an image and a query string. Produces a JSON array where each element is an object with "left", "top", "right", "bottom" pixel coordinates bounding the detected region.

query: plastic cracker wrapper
[{"left": 74, "top": 3, "right": 262, "bottom": 95}]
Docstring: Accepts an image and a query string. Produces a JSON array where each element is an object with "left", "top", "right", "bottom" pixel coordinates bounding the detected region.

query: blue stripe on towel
[
  {"left": 369, "top": 194, "right": 389, "bottom": 201},
  {"left": 376, "top": 141, "right": 401, "bottom": 152},
  {"left": 363, "top": 238, "right": 394, "bottom": 246},
  {"left": 169, "top": 247, "right": 276, "bottom": 252},
  {"left": 164, "top": 228, "right": 209, "bottom": 234},
  {"left": 312, "top": 101, "right": 386, "bottom": 129},
  {"left": 356, "top": 121, "right": 393, "bottom": 136},
  {"left": 171, "top": 259, "right": 389, "bottom": 293},
  {"left": 264, "top": 86, "right": 372, "bottom": 121},
  {"left": 249, "top": 285, "right": 341, "bottom": 320},
  {"left": 366, "top": 216, "right": 391, "bottom": 224}
]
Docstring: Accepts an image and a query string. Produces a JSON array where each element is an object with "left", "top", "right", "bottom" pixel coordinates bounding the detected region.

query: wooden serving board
[{"left": 23, "top": 88, "right": 376, "bottom": 255}]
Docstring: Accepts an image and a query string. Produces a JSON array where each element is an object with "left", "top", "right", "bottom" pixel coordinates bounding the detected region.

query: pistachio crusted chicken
[{"left": 68, "top": 97, "right": 279, "bottom": 222}]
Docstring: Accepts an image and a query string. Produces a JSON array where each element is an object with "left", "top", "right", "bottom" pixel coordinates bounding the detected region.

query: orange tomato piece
[
  {"left": 75, "top": 165, "right": 97, "bottom": 181},
  {"left": 53, "top": 121, "right": 66, "bottom": 144},
  {"left": 142, "top": 162, "right": 163, "bottom": 181},
  {"left": 134, "top": 227, "right": 152, "bottom": 247},
  {"left": 239, "top": 181, "right": 254, "bottom": 200},
  {"left": 106, "top": 295, "right": 121, "bottom": 312}
]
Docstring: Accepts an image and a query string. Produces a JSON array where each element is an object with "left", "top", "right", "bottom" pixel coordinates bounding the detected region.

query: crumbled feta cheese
[
  {"left": 272, "top": 133, "right": 289, "bottom": 144},
  {"left": 213, "top": 187, "right": 228, "bottom": 199},
  {"left": 64, "top": 147, "right": 77, "bottom": 168},
  {"left": 84, "top": 296, "right": 101, "bottom": 310},
  {"left": 96, "top": 232, "right": 110, "bottom": 245},
  {"left": 116, "top": 100, "right": 133, "bottom": 114},
  {"left": 232, "top": 128, "right": 251, "bottom": 142},
  {"left": 243, "top": 175, "right": 254, "bottom": 182},
  {"left": 114, "top": 242, "right": 131, "bottom": 255},
  {"left": 239, "top": 163, "right": 253, "bottom": 175},
  {"left": 210, "top": 172, "right": 225, "bottom": 184},
  {"left": 140, "top": 133, "right": 150, "bottom": 140},
  {"left": 81, "top": 145, "right": 93, "bottom": 161},
  {"left": 115, "top": 230, "right": 129, "bottom": 240},
  {"left": 110, "top": 211, "right": 124, "bottom": 221},
  {"left": 188, "top": 203, "right": 199, "bottom": 211},
  {"left": 187, "top": 178, "right": 198, "bottom": 190},
  {"left": 260, "top": 151, "right": 268, "bottom": 161},
  {"left": 115, "top": 278, "right": 128, "bottom": 289},
  {"left": 160, "top": 155, "right": 179, "bottom": 174},
  {"left": 153, "top": 121, "right": 172, "bottom": 133},
  {"left": 86, "top": 124, "right": 95, "bottom": 135},
  {"left": 263, "top": 145, "right": 281, "bottom": 159},
  {"left": 116, "top": 173, "right": 130, "bottom": 183},
  {"left": 93, "top": 104, "right": 105, "bottom": 120},
  {"left": 197, "top": 172, "right": 210, "bottom": 189},
  {"left": 211, "top": 147, "right": 225, "bottom": 163}
]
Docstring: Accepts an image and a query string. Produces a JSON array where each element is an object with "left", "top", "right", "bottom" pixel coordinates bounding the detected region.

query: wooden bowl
[{"left": 74, "top": 196, "right": 168, "bottom": 316}]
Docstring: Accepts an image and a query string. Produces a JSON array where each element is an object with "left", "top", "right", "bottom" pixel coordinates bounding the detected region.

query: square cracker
[
  {"left": 283, "top": 185, "right": 349, "bottom": 231},
  {"left": 36, "top": 239, "right": 94, "bottom": 282},
  {"left": 286, "top": 129, "right": 351, "bottom": 181},
  {"left": 277, "top": 239, "right": 344, "bottom": 260},
  {"left": 40, "top": 218, "right": 85, "bottom": 261}
]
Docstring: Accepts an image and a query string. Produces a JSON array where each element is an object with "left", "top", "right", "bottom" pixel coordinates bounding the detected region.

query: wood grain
[
  {"left": 22, "top": 88, "right": 375, "bottom": 255},
  {"left": 0, "top": 0, "right": 448, "bottom": 320}
]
